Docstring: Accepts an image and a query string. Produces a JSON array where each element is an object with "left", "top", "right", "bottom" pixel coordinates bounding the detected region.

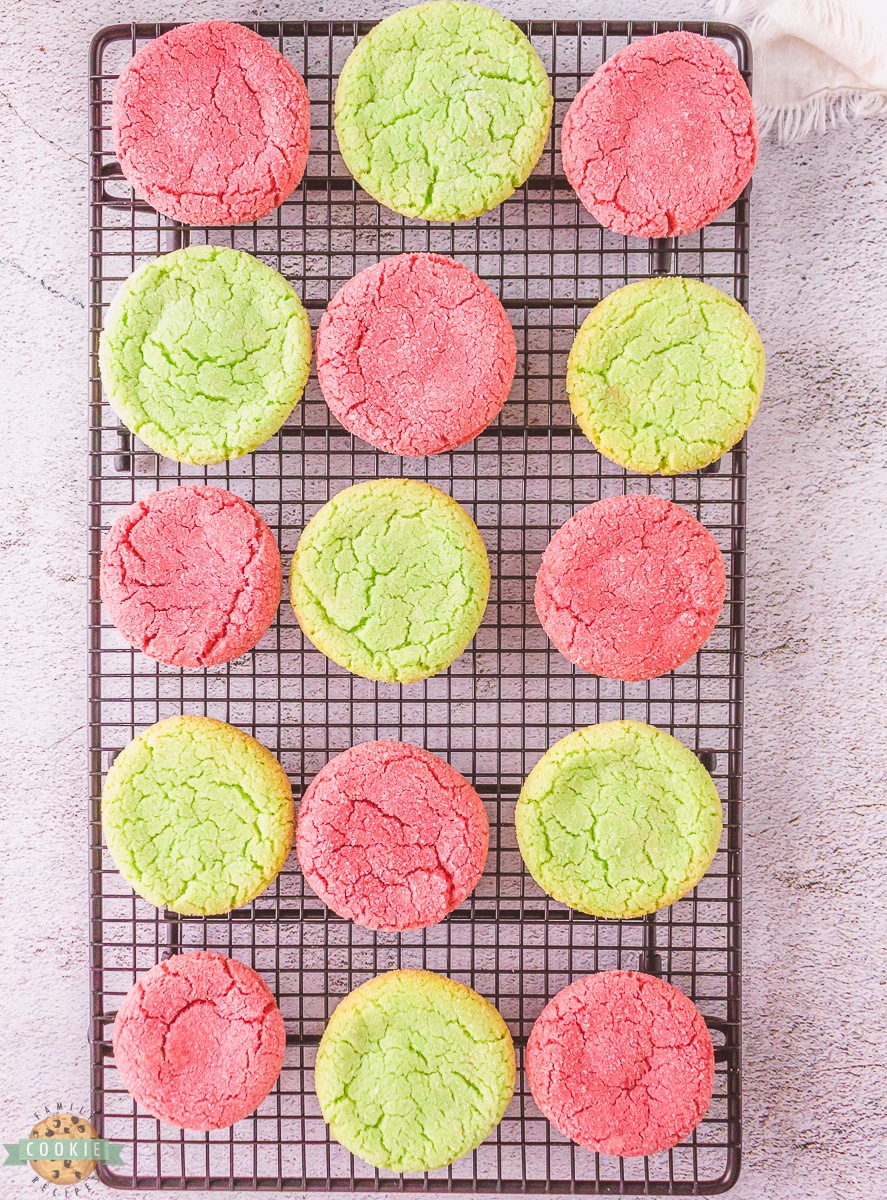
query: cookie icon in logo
[{"left": 27, "top": 1114, "right": 98, "bottom": 1185}]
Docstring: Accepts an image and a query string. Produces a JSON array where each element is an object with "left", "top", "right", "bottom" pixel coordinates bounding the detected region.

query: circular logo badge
[{"left": 27, "top": 1114, "right": 98, "bottom": 1185}]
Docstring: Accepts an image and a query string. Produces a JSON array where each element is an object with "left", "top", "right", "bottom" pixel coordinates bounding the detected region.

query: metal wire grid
[{"left": 88, "top": 19, "right": 749, "bottom": 1195}]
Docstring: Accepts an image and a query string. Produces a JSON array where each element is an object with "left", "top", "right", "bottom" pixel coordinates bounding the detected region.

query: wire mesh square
[{"left": 89, "top": 18, "right": 748, "bottom": 1194}]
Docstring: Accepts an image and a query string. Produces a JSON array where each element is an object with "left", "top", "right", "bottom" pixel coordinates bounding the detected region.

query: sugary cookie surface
[
  {"left": 562, "top": 30, "right": 757, "bottom": 238},
  {"left": 297, "top": 740, "right": 488, "bottom": 929},
  {"left": 113, "top": 951, "right": 286, "bottom": 1130},
  {"left": 516, "top": 720, "right": 722, "bottom": 918},
  {"left": 526, "top": 971, "right": 714, "bottom": 1156},
  {"left": 290, "top": 479, "right": 490, "bottom": 683},
  {"left": 102, "top": 715, "right": 293, "bottom": 915},
  {"left": 535, "top": 493, "right": 725, "bottom": 680},
  {"left": 317, "top": 253, "right": 515, "bottom": 455},
  {"left": 334, "top": 1, "right": 552, "bottom": 221},
  {"left": 567, "top": 276, "right": 765, "bottom": 474},
  {"left": 99, "top": 245, "right": 311, "bottom": 464},
  {"left": 315, "top": 969, "right": 515, "bottom": 1171},
  {"left": 113, "top": 20, "right": 310, "bottom": 225},
  {"left": 100, "top": 485, "right": 281, "bottom": 667}
]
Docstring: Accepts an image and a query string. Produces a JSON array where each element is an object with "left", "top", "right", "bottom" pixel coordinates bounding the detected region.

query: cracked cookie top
[
  {"left": 113, "top": 951, "right": 286, "bottom": 1130},
  {"left": 526, "top": 970, "right": 714, "bottom": 1156},
  {"left": 315, "top": 969, "right": 515, "bottom": 1171},
  {"left": 535, "top": 493, "right": 726, "bottom": 681},
  {"left": 99, "top": 245, "right": 312, "bottom": 465},
  {"left": 567, "top": 276, "right": 766, "bottom": 474},
  {"left": 316, "top": 253, "right": 515, "bottom": 455},
  {"left": 102, "top": 715, "right": 294, "bottom": 916},
  {"left": 334, "top": 2, "right": 552, "bottom": 221},
  {"left": 289, "top": 478, "right": 490, "bottom": 684},
  {"left": 297, "top": 740, "right": 488, "bottom": 930},
  {"left": 515, "top": 720, "right": 722, "bottom": 919},
  {"left": 100, "top": 485, "right": 282, "bottom": 668},
  {"left": 113, "top": 21, "right": 311, "bottom": 226},
  {"left": 562, "top": 31, "right": 757, "bottom": 238}
]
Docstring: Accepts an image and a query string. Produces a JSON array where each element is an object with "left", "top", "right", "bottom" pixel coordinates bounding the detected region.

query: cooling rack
[{"left": 89, "top": 18, "right": 749, "bottom": 1194}]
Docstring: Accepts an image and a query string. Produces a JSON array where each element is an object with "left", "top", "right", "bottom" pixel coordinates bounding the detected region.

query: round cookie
[
  {"left": 103, "top": 715, "right": 293, "bottom": 916},
  {"left": 100, "top": 485, "right": 282, "bottom": 668},
  {"left": 113, "top": 21, "right": 311, "bottom": 226},
  {"left": 526, "top": 971, "right": 714, "bottom": 1156},
  {"left": 535, "top": 494, "right": 726, "bottom": 681},
  {"left": 27, "top": 1114, "right": 98, "bottom": 1186},
  {"left": 317, "top": 254, "right": 515, "bottom": 455},
  {"left": 567, "top": 276, "right": 766, "bottom": 474},
  {"left": 297, "top": 741, "right": 488, "bottom": 930},
  {"left": 315, "top": 970, "right": 514, "bottom": 1172},
  {"left": 334, "top": 2, "right": 552, "bottom": 222},
  {"left": 562, "top": 31, "right": 757, "bottom": 238},
  {"left": 289, "top": 479, "right": 489, "bottom": 684},
  {"left": 99, "top": 245, "right": 312, "bottom": 465},
  {"left": 113, "top": 951, "right": 286, "bottom": 1130},
  {"left": 515, "top": 720, "right": 722, "bottom": 919}
]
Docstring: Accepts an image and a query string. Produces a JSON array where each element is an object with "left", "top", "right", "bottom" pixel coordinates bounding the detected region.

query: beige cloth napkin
[{"left": 711, "top": 0, "right": 887, "bottom": 138}]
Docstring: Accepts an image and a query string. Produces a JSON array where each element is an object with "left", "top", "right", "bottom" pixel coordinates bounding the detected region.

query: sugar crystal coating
[
  {"left": 527, "top": 971, "right": 714, "bottom": 1156},
  {"left": 317, "top": 253, "right": 515, "bottom": 455},
  {"left": 113, "top": 21, "right": 310, "bottom": 225},
  {"left": 113, "top": 951, "right": 286, "bottom": 1130},
  {"left": 335, "top": 2, "right": 552, "bottom": 221},
  {"left": 298, "top": 741, "right": 488, "bottom": 930},
  {"left": 103, "top": 715, "right": 293, "bottom": 916},
  {"left": 562, "top": 31, "right": 757, "bottom": 238},
  {"left": 100, "top": 485, "right": 281, "bottom": 668},
  {"left": 315, "top": 969, "right": 514, "bottom": 1171},
  {"left": 99, "top": 245, "right": 312, "bottom": 465},
  {"left": 516, "top": 720, "right": 722, "bottom": 919},
  {"left": 535, "top": 494, "right": 725, "bottom": 681},
  {"left": 289, "top": 479, "right": 489, "bottom": 683},
  {"left": 567, "top": 276, "right": 765, "bottom": 474}
]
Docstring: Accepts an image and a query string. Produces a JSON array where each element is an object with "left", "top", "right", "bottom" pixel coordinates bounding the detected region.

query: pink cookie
[
  {"left": 526, "top": 971, "right": 714, "bottom": 1157},
  {"left": 562, "top": 31, "right": 757, "bottom": 238},
  {"left": 100, "top": 485, "right": 282, "bottom": 668},
  {"left": 113, "top": 951, "right": 286, "bottom": 1130},
  {"left": 296, "top": 741, "right": 488, "bottom": 930},
  {"left": 316, "top": 253, "right": 515, "bottom": 455},
  {"left": 113, "top": 21, "right": 311, "bottom": 225},
  {"left": 535, "top": 493, "right": 725, "bottom": 681}
]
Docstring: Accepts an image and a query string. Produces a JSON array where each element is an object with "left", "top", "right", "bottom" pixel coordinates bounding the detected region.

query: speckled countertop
[{"left": 0, "top": 2, "right": 885, "bottom": 1198}]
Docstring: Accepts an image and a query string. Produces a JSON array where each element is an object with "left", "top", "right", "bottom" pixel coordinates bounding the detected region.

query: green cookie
[
  {"left": 567, "top": 277, "right": 766, "bottom": 474},
  {"left": 102, "top": 715, "right": 293, "bottom": 916},
  {"left": 516, "top": 720, "right": 723, "bottom": 919},
  {"left": 334, "top": 1, "right": 552, "bottom": 221},
  {"left": 99, "top": 245, "right": 312, "bottom": 464},
  {"left": 315, "top": 970, "right": 515, "bottom": 1172},
  {"left": 290, "top": 479, "right": 489, "bottom": 684}
]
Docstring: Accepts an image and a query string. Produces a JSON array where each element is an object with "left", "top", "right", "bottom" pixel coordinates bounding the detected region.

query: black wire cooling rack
[{"left": 88, "top": 18, "right": 749, "bottom": 1195}]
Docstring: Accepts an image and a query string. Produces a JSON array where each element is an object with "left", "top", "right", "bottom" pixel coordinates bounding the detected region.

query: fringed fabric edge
[
  {"left": 710, "top": 0, "right": 887, "bottom": 140},
  {"left": 759, "top": 88, "right": 887, "bottom": 140}
]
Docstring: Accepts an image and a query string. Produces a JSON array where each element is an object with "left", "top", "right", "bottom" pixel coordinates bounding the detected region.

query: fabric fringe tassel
[
  {"left": 760, "top": 89, "right": 887, "bottom": 141},
  {"left": 710, "top": 0, "right": 887, "bottom": 141}
]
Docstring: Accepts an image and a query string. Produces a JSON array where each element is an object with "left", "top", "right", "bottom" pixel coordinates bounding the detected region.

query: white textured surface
[{"left": 0, "top": 2, "right": 885, "bottom": 1199}]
